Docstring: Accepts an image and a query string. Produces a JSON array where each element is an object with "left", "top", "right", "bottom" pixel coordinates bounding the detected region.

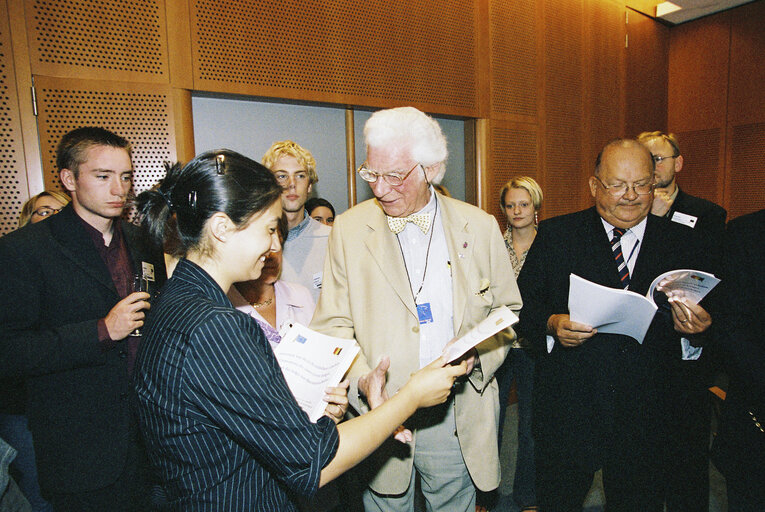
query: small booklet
[
  {"left": 441, "top": 306, "right": 519, "bottom": 363},
  {"left": 273, "top": 322, "right": 360, "bottom": 423},
  {"left": 568, "top": 269, "right": 719, "bottom": 344}
]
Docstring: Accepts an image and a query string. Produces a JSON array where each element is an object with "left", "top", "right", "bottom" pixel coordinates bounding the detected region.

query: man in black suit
[
  {"left": 517, "top": 139, "right": 714, "bottom": 511},
  {"left": 711, "top": 209, "right": 765, "bottom": 511},
  {"left": 637, "top": 131, "right": 726, "bottom": 235},
  {"left": 638, "top": 130, "right": 726, "bottom": 511},
  {"left": 0, "top": 127, "right": 166, "bottom": 511}
]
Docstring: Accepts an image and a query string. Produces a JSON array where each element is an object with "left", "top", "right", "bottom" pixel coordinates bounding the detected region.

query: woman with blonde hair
[
  {"left": 18, "top": 190, "right": 70, "bottom": 227},
  {"left": 496, "top": 176, "right": 543, "bottom": 512}
]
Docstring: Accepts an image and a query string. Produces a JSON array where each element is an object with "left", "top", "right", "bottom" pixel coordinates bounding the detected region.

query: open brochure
[
  {"left": 273, "top": 323, "right": 360, "bottom": 423},
  {"left": 568, "top": 269, "right": 719, "bottom": 343},
  {"left": 441, "top": 306, "right": 519, "bottom": 363}
]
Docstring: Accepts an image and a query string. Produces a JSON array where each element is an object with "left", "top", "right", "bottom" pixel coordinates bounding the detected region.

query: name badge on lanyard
[{"left": 417, "top": 303, "right": 434, "bottom": 324}]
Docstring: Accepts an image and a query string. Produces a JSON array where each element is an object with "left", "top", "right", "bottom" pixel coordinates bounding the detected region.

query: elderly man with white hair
[{"left": 311, "top": 106, "right": 521, "bottom": 511}]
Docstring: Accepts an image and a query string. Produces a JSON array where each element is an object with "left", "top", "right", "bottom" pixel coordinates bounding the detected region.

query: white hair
[{"left": 363, "top": 107, "right": 448, "bottom": 183}]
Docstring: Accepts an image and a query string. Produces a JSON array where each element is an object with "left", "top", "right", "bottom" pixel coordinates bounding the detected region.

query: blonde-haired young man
[{"left": 263, "top": 141, "right": 330, "bottom": 302}]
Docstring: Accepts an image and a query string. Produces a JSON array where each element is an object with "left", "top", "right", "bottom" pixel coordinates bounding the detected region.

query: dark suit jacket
[
  {"left": 517, "top": 208, "right": 714, "bottom": 472},
  {"left": 711, "top": 209, "right": 765, "bottom": 488},
  {"left": 668, "top": 189, "right": 726, "bottom": 238},
  {"left": 0, "top": 204, "right": 166, "bottom": 494}
]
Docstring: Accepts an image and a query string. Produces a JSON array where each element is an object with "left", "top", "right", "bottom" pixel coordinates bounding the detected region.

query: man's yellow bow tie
[{"left": 387, "top": 212, "right": 432, "bottom": 234}]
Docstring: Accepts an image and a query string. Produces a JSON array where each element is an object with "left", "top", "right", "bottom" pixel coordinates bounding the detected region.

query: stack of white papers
[
  {"left": 568, "top": 269, "right": 719, "bottom": 344},
  {"left": 273, "top": 323, "right": 360, "bottom": 422}
]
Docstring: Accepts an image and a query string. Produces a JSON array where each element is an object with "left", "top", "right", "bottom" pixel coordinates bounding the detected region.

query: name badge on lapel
[
  {"left": 671, "top": 211, "right": 698, "bottom": 228},
  {"left": 417, "top": 303, "right": 434, "bottom": 325},
  {"left": 141, "top": 261, "right": 156, "bottom": 281}
]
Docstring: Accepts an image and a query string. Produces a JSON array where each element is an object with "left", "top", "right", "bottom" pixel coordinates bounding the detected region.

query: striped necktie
[{"left": 611, "top": 227, "right": 630, "bottom": 289}]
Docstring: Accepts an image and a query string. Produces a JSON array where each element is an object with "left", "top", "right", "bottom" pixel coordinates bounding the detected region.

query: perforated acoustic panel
[
  {"left": 544, "top": 0, "right": 586, "bottom": 218},
  {"left": 0, "top": 3, "right": 28, "bottom": 236},
  {"left": 26, "top": 0, "right": 169, "bottom": 83},
  {"left": 489, "top": 122, "right": 538, "bottom": 227},
  {"left": 586, "top": 0, "right": 624, "bottom": 165},
  {"left": 490, "top": 0, "right": 538, "bottom": 118},
  {"left": 191, "top": 0, "right": 478, "bottom": 116},
  {"left": 674, "top": 128, "right": 723, "bottom": 206},
  {"left": 34, "top": 77, "right": 176, "bottom": 212},
  {"left": 727, "top": 122, "right": 765, "bottom": 219}
]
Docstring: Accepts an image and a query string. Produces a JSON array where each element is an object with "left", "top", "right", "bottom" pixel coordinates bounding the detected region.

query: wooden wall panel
[
  {"left": 727, "top": 1, "right": 765, "bottom": 126},
  {"left": 585, "top": 0, "right": 625, "bottom": 168},
  {"left": 190, "top": 0, "right": 479, "bottom": 117},
  {"left": 668, "top": 13, "right": 729, "bottom": 133},
  {"left": 625, "top": 8, "right": 669, "bottom": 137},
  {"left": 674, "top": 128, "right": 724, "bottom": 205},
  {"left": 24, "top": 0, "right": 170, "bottom": 83},
  {"left": 0, "top": 0, "right": 30, "bottom": 235},
  {"left": 488, "top": 121, "right": 539, "bottom": 226},
  {"left": 489, "top": 0, "right": 538, "bottom": 121},
  {"left": 726, "top": 122, "right": 765, "bottom": 219},
  {"left": 543, "top": 0, "right": 586, "bottom": 218},
  {"left": 33, "top": 77, "right": 177, "bottom": 197}
]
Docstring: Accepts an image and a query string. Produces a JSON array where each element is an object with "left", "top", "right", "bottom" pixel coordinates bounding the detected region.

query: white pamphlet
[
  {"left": 646, "top": 269, "right": 720, "bottom": 304},
  {"left": 441, "top": 306, "right": 519, "bottom": 363},
  {"left": 273, "top": 323, "right": 360, "bottom": 423},
  {"left": 568, "top": 269, "right": 719, "bottom": 344}
]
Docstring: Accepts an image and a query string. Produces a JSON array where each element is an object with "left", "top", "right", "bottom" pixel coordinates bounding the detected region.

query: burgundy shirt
[{"left": 78, "top": 215, "right": 141, "bottom": 375}]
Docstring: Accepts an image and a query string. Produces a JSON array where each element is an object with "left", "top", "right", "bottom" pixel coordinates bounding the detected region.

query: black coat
[
  {"left": 0, "top": 204, "right": 166, "bottom": 494},
  {"left": 668, "top": 189, "right": 727, "bottom": 238},
  {"left": 711, "top": 209, "right": 765, "bottom": 489},
  {"left": 517, "top": 207, "right": 715, "bottom": 472}
]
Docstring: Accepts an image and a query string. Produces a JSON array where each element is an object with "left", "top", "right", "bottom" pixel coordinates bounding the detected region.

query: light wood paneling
[
  {"left": 488, "top": 120, "right": 539, "bottom": 226},
  {"left": 726, "top": 122, "right": 765, "bottom": 219},
  {"left": 490, "top": 0, "right": 538, "bottom": 121},
  {"left": 543, "top": 0, "right": 586, "bottom": 218},
  {"left": 674, "top": 128, "right": 725, "bottom": 205},
  {"left": 625, "top": 8, "right": 669, "bottom": 137},
  {"left": 33, "top": 77, "right": 177, "bottom": 196},
  {"left": 727, "top": 0, "right": 765, "bottom": 126},
  {"left": 189, "top": 0, "right": 479, "bottom": 117},
  {"left": 24, "top": 0, "right": 170, "bottom": 83},
  {"left": 668, "top": 13, "right": 729, "bottom": 133},
  {"left": 0, "top": 0, "right": 30, "bottom": 235},
  {"left": 585, "top": 0, "right": 626, "bottom": 168}
]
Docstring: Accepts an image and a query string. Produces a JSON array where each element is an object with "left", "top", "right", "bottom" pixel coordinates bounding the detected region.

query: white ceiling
[{"left": 656, "top": 0, "right": 756, "bottom": 24}]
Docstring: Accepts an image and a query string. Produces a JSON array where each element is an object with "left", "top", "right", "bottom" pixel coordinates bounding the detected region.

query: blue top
[{"left": 134, "top": 259, "right": 339, "bottom": 511}]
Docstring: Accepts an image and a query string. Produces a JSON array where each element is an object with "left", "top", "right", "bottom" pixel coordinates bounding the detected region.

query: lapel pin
[{"left": 463, "top": 242, "right": 468, "bottom": 248}]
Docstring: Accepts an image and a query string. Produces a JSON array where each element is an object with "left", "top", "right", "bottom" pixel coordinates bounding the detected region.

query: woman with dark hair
[
  {"left": 133, "top": 149, "right": 465, "bottom": 511},
  {"left": 305, "top": 197, "right": 335, "bottom": 226},
  {"left": 228, "top": 216, "right": 316, "bottom": 350}
]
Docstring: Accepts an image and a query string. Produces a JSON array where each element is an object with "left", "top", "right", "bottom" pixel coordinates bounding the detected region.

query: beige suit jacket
[{"left": 311, "top": 193, "right": 522, "bottom": 494}]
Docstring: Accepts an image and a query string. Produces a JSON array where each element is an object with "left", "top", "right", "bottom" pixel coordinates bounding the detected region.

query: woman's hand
[{"left": 400, "top": 356, "right": 468, "bottom": 409}]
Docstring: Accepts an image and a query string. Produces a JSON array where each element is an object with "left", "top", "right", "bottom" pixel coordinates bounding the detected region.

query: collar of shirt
[
  {"left": 394, "top": 186, "right": 436, "bottom": 236},
  {"left": 286, "top": 211, "right": 311, "bottom": 242},
  {"left": 173, "top": 258, "right": 234, "bottom": 308},
  {"left": 599, "top": 216, "right": 648, "bottom": 276},
  {"left": 77, "top": 213, "right": 122, "bottom": 251}
]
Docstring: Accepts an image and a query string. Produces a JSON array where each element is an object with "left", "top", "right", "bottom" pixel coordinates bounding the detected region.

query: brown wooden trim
[
  {"left": 166, "top": 0, "right": 194, "bottom": 89},
  {"left": 7, "top": 0, "right": 41, "bottom": 194},
  {"left": 345, "top": 108, "right": 356, "bottom": 208},
  {"left": 171, "top": 88, "right": 195, "bottom": 162}
]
